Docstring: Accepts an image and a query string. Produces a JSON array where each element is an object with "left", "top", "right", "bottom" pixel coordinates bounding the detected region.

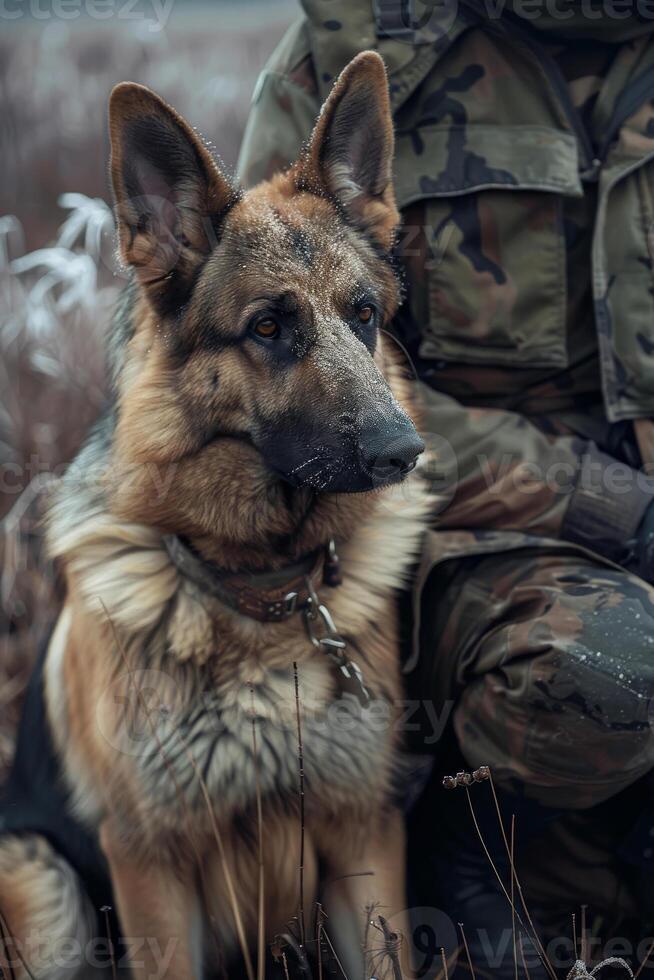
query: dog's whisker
[{"left": 290, "top": 453, "right": 326, "bottom": 476}]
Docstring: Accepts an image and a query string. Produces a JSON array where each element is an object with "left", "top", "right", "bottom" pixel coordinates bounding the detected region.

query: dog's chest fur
[
  {"left": 47, "top": 456, "right": 432, "bottom": 834},
  {"left": 128, "top": 651, "right": 390, "bottom": 821}
]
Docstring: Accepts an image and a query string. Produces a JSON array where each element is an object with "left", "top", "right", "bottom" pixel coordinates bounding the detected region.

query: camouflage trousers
[{"left": 411, "top": 546, "right": 654, "bottom": 811}]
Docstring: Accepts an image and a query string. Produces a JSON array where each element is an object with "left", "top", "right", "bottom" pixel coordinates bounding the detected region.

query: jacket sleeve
[
  {"left": 236, "top": 34, "right": 654, "bottom": 562},
  {"left": 417, "top": 382, "right": 653, "bottom": 556}
]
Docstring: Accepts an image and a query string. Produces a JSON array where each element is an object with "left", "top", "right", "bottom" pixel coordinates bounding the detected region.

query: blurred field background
[{"left": 0, "top": 0, "right": 296, "bottom": 780}]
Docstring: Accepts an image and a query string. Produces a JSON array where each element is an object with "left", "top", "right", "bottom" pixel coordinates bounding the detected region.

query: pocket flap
[{"left": 394, "top": 125, "right": 583, "bottom": 209}]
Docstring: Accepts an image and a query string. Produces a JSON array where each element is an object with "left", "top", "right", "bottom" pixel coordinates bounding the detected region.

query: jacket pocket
[
  {"left": 394, "top": 125, "right": 582, "bottom": 368},
  {"left": 594, "top": 157, "right": 654, "bottom": 419}
]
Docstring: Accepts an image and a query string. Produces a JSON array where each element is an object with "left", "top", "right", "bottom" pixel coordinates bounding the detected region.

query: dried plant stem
[
  {"left": 458, "top": 922, "right": 476, "bottom": 980},
  {"left": 378, "top": 915, "right": 402, "bottom": 980},
  {"left": 0, "top": 905, "right": 40, "bottom": 980},
  {"left": 293, "top": 660, "right": 306, "bottom": 948},
  {"left": 440, "top": 947, "right": 450, "bottom": 980},
  {"left": 278, "top": 929, "right": 311, "bottom": 976},
  {"left": 320, "top": 925, "right": 351, "bottom": 979},
  {"left": 434, "top": 946, "right": 461, "bottom": 980},
  {"left": 0, "top": 905, "right": 19, "bottom": 980},
  {"left": 282, "top": 950, "right": 291, "bottom": 980},
  {"left": 316, "top": 904, "right": 325, "bottom": 980},
  {"left": 178, "top": 734, "right": 255, "bottom": 980},
  {"left": 572, "top": 914, "right": 577, "bottom": 961},
  {"left": 511, "top": 815, "right": 518, "bottom": 980},
  {"left": 635, "top": 939, "right": 654, "bottom": 979},
  {"left": 487, "top": 775, "right": 556, "bottom": 980},
  {"left": 580, "top": 906, "right": 587, "bottom": 966},
  {"left": 250, "top": 688, "right": 265, "bottom": 980},
  {"left": 464, "top": 787, "right": 556, "bottom": 980},
  {"left": 519, "top": 933, "right": 532, "bottom": 980},
  {"left": 102, "top": 906, "right": 117, "bottom": 980},
  {"left": 363, "top": 903, "right": 375, "bottom": 975}
]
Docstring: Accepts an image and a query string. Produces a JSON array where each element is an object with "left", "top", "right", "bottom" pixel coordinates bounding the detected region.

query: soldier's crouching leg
[{"left": 449, "top": 553, "right": 654, "bottom": 809}]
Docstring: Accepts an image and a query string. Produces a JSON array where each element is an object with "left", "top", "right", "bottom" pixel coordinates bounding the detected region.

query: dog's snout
[{"left": 359, "top": 417, "right": 425, "bottom": 483}]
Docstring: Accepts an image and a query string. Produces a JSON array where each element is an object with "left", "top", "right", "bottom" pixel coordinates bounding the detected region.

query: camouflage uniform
[{"left": 237, "top": 0, "right": 654, "bottom": 936}]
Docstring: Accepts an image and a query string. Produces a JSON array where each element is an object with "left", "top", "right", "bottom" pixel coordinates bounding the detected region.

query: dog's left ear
[
  {"left": 109, "top": 83, "right": 236, "bottom": 315},
  {"left": 298, "top": 51, "right": 399, "bottom": 250}
]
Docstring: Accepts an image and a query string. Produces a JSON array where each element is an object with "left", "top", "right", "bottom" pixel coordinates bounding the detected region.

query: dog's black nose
[{"left": 359, "top": 419, "right": 425, "bottom": 483}]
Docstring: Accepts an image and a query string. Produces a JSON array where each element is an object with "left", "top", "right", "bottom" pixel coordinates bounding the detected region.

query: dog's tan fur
[{"left": 0, "top": 52, "right": 431, "bottom": 979}]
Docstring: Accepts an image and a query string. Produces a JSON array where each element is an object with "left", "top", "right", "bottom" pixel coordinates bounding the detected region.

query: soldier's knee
[
  {"left": 455, "top": 637, "right": 654, "bottom": 808},
  {"left": 535, "top": 639, "right": 652, "bottom": 727}
]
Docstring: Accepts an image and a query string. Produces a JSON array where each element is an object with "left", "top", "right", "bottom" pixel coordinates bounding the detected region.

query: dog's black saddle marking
[{"left": 0, "top": 635, "right": 118, "bottom": 937}]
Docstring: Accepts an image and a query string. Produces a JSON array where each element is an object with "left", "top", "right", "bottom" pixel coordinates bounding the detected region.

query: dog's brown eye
[
  {"left": 254, "top": 318, "right": 280, "bottom": 339},
  {"left": 358, "top": 306, "right": 375, "bottom": 324}
]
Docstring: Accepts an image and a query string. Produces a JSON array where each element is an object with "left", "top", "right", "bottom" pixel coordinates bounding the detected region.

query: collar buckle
[{"left": 284, "top": 591, "right": 298, "bottom": 617}]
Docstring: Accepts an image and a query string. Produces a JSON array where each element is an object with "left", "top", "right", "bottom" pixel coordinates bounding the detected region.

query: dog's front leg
[
  {"left": 100, "top": 821, "right": 204, "bottom": 980},
  {"left": 320, "top": 807, "right": 411, "bottom": 980}
]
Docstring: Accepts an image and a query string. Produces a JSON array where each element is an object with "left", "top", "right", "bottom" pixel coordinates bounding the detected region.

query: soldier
[{"left": 238, "top": 2, "right": 654, "bottom": 976}]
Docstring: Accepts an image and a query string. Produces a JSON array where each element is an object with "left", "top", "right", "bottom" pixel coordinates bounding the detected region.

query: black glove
[
  {"left": 562, "top": 442, "right": 654, "bottom": 573},
  {"left": 630, "top": 501, "right": 654, "bottom": 583}
]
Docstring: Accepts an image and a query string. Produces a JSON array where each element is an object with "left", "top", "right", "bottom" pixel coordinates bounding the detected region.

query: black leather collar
[{"left": 163, "top": 535, "right": 341, "bottom": 623}]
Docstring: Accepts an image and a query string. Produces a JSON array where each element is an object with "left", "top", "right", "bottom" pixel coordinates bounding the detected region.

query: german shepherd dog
[{"left": 0, "top": 51, "right": 431, "bottom": 980}]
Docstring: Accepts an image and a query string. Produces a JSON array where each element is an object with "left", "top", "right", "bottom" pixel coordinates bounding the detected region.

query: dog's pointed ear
[
  {"left": 298, "top": 51, "right": 399, "bottom": 250},
  {"left": 109, "top": 83, "right": 236, "bottom": 314}
]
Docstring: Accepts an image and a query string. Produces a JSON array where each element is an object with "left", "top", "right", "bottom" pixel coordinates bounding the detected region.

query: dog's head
[{"left": 109, "top": 53, "right": 423, "bottom": 523}]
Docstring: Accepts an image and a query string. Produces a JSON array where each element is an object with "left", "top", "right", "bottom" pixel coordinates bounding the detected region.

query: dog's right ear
[
  {"left": 109, "top": 83, "right": 236, "bottom": 315},
  {"left": 297, "top": 51, "right": 399, "bottom": 251}
]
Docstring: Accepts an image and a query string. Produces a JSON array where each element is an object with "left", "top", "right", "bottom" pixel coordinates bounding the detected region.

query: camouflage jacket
[{"left": 237, "top": 1, "right": 654, "bottom": 579}]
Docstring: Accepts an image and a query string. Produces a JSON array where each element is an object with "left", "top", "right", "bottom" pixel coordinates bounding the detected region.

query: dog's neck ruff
[
  {"left": 47, "top": 438, "right": 432, "bottom": 666},
  {"left": 164, "top": 534, "right": 370, "bottom": 704},
  {"left": 163, "top": 535, "right": 342, "bottom": 624}
]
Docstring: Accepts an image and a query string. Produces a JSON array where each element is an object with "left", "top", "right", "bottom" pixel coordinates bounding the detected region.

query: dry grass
[{"left": 0, "top": 2, "right": 296, "bottom": 250}]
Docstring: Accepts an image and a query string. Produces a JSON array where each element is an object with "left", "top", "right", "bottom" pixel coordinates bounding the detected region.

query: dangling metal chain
[{"left": 302, "top": 577, "right": 370, "bottom": 707}]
